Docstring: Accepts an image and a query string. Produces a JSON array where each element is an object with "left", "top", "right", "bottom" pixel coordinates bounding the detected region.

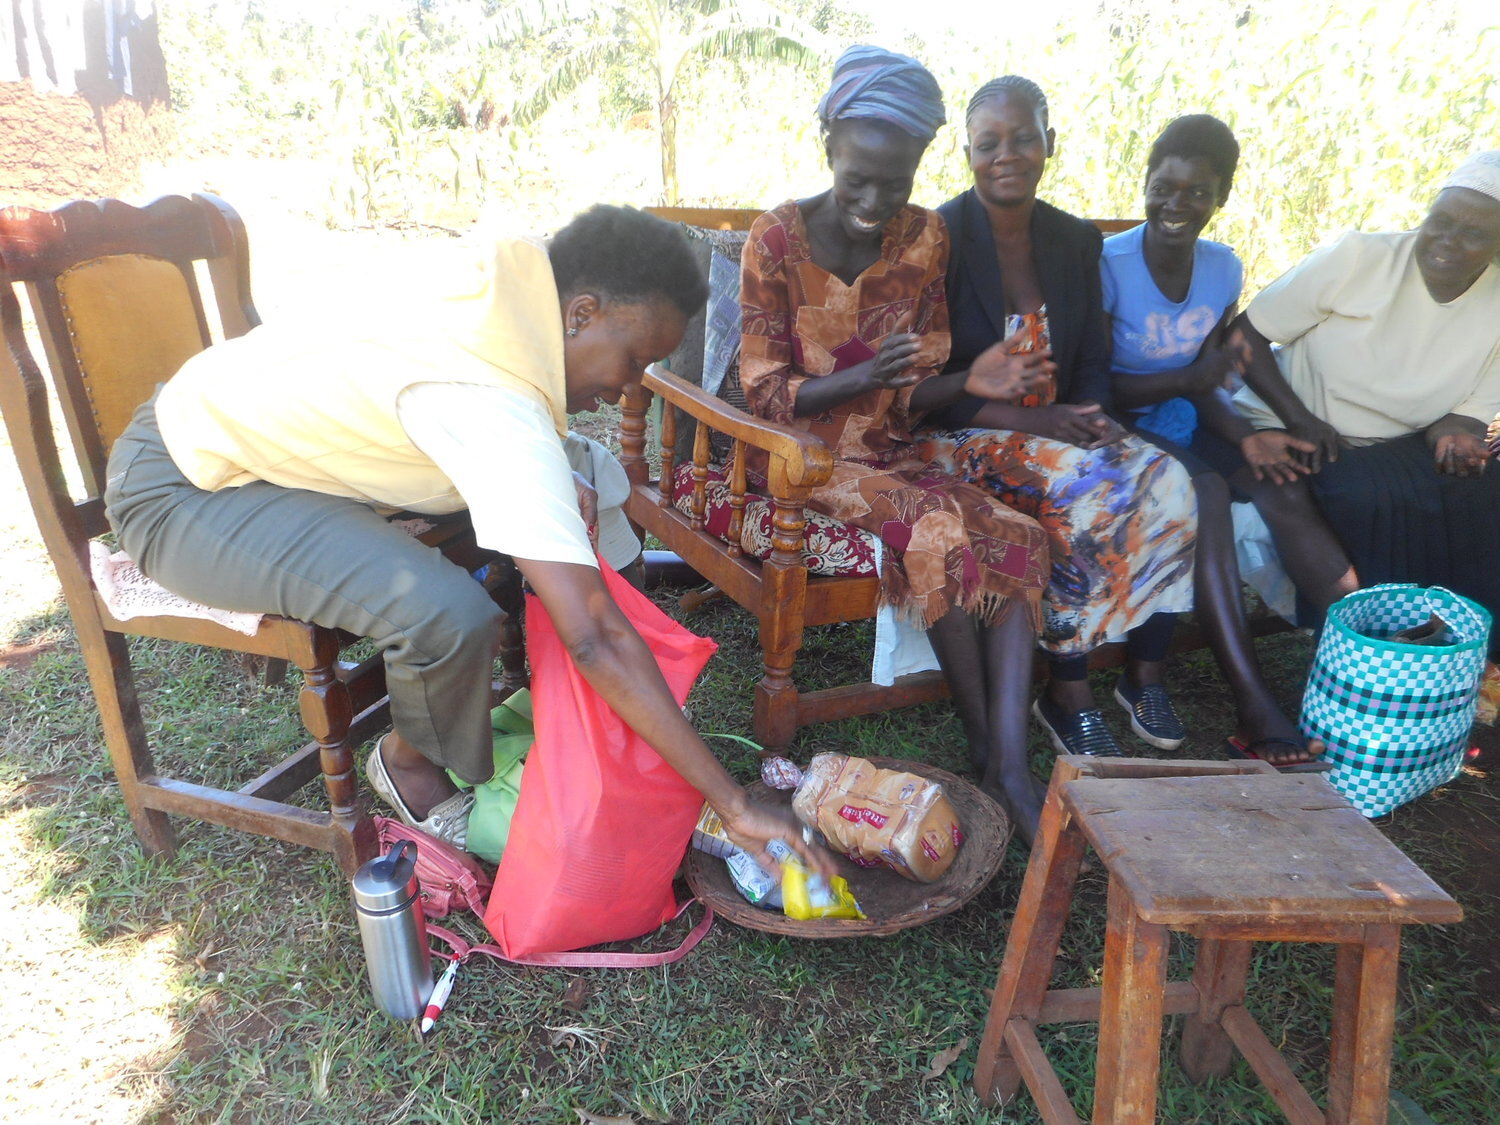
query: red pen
[{"left": 420, "top": 957, "right": 460, "bottom": 1034}]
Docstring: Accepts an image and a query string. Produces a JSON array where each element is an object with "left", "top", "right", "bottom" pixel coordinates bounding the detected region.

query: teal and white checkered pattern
[{"left": 1301, "top": 584, "right": 1491, "bottom": 818}]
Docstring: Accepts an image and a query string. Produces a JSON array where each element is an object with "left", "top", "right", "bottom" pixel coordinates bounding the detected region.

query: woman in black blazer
[{"left": 915, "top": 76, "right": 1321, "bottom": 771}]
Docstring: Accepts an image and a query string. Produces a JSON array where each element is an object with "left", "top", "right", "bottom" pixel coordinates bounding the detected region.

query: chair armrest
[{"left": 634, "top": 363, "right": 833, "bottom": 494}]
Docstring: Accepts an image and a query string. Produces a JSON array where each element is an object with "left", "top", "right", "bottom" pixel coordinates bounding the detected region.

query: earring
[{"left": 567, "top": 327, "right": 579, "bottom": 337}]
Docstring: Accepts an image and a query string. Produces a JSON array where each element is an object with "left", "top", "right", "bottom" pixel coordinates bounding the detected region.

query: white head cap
[{"left": 1440, "top": 150, "right": 1500, "bottom": 205}]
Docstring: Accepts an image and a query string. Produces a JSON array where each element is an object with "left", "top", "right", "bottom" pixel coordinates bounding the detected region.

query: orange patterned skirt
[{"left": 804, "top": 451, "right": 1048, "bottom": 630}]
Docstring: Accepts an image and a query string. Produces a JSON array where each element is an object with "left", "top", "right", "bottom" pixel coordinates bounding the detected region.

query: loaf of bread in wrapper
[{"left": 790, "top": 754, "right": 963, "bottom": 883}]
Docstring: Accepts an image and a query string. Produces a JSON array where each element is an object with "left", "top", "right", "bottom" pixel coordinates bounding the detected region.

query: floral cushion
[{"left": 670, "top": 461, "right": 876, "bottom": 577}]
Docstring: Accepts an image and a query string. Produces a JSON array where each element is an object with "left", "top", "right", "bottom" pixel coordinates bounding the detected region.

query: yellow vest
[{"left": 155, "top": 236, "right": 568, "bottom": 513}]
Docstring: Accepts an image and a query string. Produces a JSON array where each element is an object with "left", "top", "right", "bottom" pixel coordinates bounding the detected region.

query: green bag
[{"left": 447, "top": 689, "right": 533, "bottom": 863}]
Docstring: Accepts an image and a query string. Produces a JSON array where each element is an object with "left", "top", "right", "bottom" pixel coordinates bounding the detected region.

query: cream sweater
[
  {"left": 155, "top": 236, "right": 569, "bottom": 513},
  {"left": 1235, "top": 230, "right": 1500, "bottom": 445}
]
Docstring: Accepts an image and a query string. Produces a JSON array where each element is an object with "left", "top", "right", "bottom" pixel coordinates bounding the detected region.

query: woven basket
[
  {"left": 683, "top": 758, "right": 1011, "bottom": 938},
  {"left": 1301, "top": 584, "right": 1491, "bottom": 817}
]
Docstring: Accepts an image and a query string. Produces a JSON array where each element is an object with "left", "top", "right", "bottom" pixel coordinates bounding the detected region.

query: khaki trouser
[{"left": 104, "top": 396, "right": 503, "bottom": 782}]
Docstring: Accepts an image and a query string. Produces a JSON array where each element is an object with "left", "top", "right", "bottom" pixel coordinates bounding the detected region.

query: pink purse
[{"left": 374, "top": 816, "right": 492, "bottom": 921}]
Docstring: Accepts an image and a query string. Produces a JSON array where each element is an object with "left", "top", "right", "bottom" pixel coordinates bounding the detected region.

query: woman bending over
[{"left": 105, "top": 204, "right": 830, "bottom": 874}]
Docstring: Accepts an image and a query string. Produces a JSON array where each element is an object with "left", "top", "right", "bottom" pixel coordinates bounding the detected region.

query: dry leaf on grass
[
  {"left": 547, "top": 1024, "right": 609, "bottom": 1057},
  {"left": 574, "top": 1110, "right": 636, "bottom": 1125},
  {"left": 922, "top": 1036, "right": 969, "bottom": 1080},
  {"left": 561, "top": 978, "right": 591, "bottom": 1012}
]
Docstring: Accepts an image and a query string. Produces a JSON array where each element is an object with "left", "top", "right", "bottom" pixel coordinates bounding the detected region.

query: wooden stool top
[{"left": 1061, "top": 773, "right": 1462, "bottom": 928}]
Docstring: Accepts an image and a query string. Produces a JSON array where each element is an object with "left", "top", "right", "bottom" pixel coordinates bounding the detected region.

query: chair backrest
[
  {"left": 646, "top": 206, "right": 761, "bottom": 232},
  {"left": 0, "top": 193, "right": 260, "bottom": 590},
  {"left": 0, "top": 193, "right": 259, "bottom": 496}
]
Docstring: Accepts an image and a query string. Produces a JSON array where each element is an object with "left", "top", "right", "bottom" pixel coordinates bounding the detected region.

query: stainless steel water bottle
[{"left": 351, "top": 839, "right": 432, "bottom": 1019}]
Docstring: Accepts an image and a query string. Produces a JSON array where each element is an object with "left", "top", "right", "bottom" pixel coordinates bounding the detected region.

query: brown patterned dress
[{"left": 739, "top": 200, "right": 1047, "bottom": 628}]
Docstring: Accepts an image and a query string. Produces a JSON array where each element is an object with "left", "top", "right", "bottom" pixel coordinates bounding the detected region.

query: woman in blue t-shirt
[{"left": 1103, "top": 114, "right": 1348, "bottom": 768}]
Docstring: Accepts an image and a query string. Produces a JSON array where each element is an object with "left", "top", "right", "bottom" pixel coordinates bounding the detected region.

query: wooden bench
[{"left": 621, "top": 207, "right": 1291, "bottom": 752}]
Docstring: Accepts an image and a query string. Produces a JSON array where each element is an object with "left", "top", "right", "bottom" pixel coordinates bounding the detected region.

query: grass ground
[
  {"left": 2, "top": 573, "right": 1498, "bottom": 1124},
  {"left": 1, "top": 185, "right": 1497, "bottom": 1124}
]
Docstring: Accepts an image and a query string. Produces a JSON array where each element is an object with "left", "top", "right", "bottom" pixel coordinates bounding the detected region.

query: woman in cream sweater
[{"left": 103, "top": 204, "right": 828, "bottom": 874}]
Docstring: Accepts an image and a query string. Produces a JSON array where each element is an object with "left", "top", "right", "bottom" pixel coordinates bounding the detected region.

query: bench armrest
[{"left": 621, "top": 363, "right": 833, "bottom": 498}]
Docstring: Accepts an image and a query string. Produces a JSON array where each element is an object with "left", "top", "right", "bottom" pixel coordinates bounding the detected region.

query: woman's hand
[
  {"left": 1241, "top": 429, "right": 1320, "bottom": 484},
  {"left": 571, "top": 472, "right": 599, "bottom": 549},
  {"left": 1023, "top": 402, "right": 1123, "bottom": 448},
  {"left": 870, "top": 311, "right": 922, "bottom": 389},
  {"left": 1186, "top": 346, "right": 1243, "bottom": 398},
  {"left": 720, "top": 800, "right": 837, "bottom": 879},
  {"left": 964, "top": 326, "right": 1055, "bottom": 402},
  {"left": 1284, "top": 414, "right": 1341, "bottom": 472},
  {"left": 1433, "top": 431, "right": 1489, "bottom": 477}
]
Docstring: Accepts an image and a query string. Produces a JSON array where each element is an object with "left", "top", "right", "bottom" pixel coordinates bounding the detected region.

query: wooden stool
[{"left": 973, "top": 756, "right": 1462, "bottom": 1124}]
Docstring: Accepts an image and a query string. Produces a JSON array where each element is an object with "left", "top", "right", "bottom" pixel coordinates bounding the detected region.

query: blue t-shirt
[{"left": 1100, "top": 223, "right": 1243, "bottom": 445}]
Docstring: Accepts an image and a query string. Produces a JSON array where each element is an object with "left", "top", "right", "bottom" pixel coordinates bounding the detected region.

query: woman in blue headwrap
[{"left": 739, "top": 46, "right": 1054, "bottom": 839}]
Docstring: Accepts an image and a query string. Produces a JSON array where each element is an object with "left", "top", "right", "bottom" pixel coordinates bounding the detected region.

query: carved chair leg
[
  {"left": 297, "top": 631, "right": 358, "bottom": 822},
  {"left": 295, "top": 631, "right": 376, "bottom": 876},
  {"left": 753, "top": 577, "right": 803, "bottom": 751},
  {"left": 754, "top": 502, "right": 812, "bottom": 752},
  {"left": 486, "top": 556, "right": 528, "bottom": 695}
]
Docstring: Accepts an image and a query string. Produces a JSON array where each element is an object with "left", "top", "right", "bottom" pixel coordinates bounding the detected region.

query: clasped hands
[
  {"left": 1245, "top": 422, "right": 1490, "bottom": 483},
  {"left": 964, "top": 326, "right": 1122, "bottom": 449},
  {"left": 869, "top": 310, "right": 924, "bottom": 389},
  {"left": 1431, "top": 427, "right": 1490, "bottom": 478}
]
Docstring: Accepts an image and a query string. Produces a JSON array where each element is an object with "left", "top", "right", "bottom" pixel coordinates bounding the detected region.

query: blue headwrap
[{"left": 816, "top": 45, "right": 946, "bottom": 144}]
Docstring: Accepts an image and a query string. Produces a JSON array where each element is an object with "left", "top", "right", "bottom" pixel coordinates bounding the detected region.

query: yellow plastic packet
[{"left": 780, "top": 856, "right": 865, "bottom": 921}]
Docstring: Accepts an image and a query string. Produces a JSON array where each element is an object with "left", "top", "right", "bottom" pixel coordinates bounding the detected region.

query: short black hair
[
  {"left": 1146, "top": 115, "right": 1240, "bottom": 201},
  {"left": 966, "top": 76, "right": 1049, "bottom": 130},
  {"left": 548, "top": 205, "right": 707, "bottom": 317}
]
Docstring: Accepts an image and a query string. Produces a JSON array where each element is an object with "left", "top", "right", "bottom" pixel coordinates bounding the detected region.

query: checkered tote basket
[{"left": 1301, "top": 584, "right": 1491, "bottom": 817}]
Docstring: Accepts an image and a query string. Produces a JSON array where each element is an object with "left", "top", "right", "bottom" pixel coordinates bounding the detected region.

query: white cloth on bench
[{"left": 871, "top": 538, "right": 939, "bottom": 685}]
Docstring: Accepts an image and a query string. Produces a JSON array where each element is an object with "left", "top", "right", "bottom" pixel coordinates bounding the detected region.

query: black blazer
[{"left": 930, "top": 189, "right": 1113, "bottom": 428}]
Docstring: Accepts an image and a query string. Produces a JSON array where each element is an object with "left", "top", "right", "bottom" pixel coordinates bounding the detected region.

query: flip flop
[
  {"left": 366, "top": 735, "right": 475, "bottom": 849},
  {"left": 1223, "top": 735, "right": 1331, "bottom": 774}
]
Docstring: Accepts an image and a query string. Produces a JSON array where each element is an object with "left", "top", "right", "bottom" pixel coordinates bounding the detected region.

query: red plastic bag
[{"left": 484, "top": 563, "right": 717, "bottom": 956}]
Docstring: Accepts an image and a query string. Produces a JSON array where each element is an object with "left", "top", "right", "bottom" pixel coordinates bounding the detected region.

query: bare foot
[
  {"left": 980, "top": 767, "right": 1044, "bottom": 847},
  {"left": 1225, "top": 733, "right": 1328, "bottom": 770}
]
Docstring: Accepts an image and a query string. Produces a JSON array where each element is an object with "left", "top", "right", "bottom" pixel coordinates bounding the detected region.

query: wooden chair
[
  {"left": 0, "top": 194, "right": 524, "bottom": 877},
  {"left": 622, "top": 210, "right": 1163, "bottom": 751}
]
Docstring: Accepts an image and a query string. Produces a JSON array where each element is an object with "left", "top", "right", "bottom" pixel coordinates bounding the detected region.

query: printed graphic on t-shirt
[{"left": 1122, "top": 305, "right": 1221, "bottom": 363}]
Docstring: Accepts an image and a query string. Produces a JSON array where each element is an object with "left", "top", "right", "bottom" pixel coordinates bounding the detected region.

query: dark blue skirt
[{"left": 1309, "top": 433, "right": 1500, "bottom": 658}]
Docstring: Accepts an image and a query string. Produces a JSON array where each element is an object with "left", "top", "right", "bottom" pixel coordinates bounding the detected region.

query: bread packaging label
[{"left": 791, "top": 754, "right": 963, "bottom": 883}]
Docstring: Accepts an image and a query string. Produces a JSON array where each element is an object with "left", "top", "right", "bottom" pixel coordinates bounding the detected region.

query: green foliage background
[{"left": 160, "top": 0, "right": 1498, "bottom": 290}]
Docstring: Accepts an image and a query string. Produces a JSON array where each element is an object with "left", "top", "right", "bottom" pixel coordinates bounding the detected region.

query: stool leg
[
  {"left": 1327, "top": 925, "right": 1401, "bottom": 1125},
  {"left": 973, "top": 784, "right": 1088, "bottom": 1107},
  {"left": 1094, "top": 876, "right": 1169, "bottom": 1125},
  {"left": 1179, "top": 937, "right": 1253, "bottom": 1083}
]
